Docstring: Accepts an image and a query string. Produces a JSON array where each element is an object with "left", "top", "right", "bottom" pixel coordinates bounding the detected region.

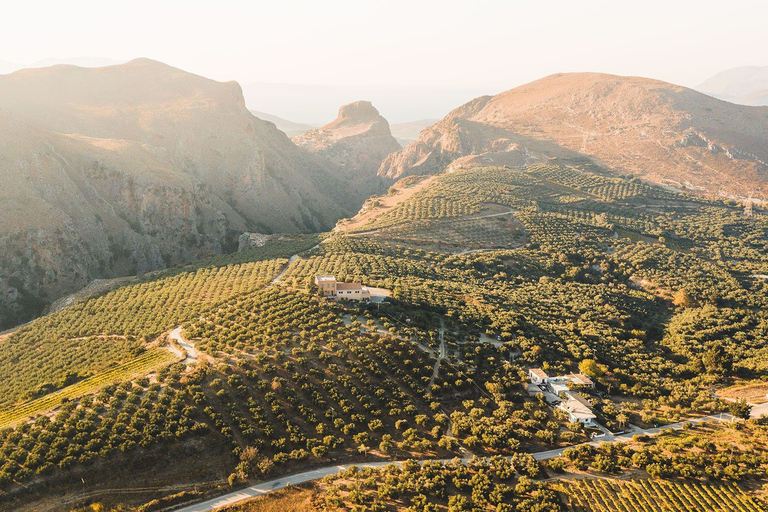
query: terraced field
[{"left": 370, "top": 207, "right": 526, "bottom": 253}]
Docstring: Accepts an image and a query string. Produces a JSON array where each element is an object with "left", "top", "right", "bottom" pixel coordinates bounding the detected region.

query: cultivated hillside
[
  {"left": 3, "top": 164, "right": 768, "bottom": 510},
  {"left": 0, "top": 59, "right": 361, "bottom": 328},
  {"left": 380, "top": 73, "right": 768, "bottom": 201},
  {"left": 293, "top": 101, "right": 399, "bottom": 203}
]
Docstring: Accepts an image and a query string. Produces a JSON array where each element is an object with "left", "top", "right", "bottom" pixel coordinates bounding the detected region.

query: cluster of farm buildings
[
  {"left": 314, "top": 275, "right": 390, "bottom": 302},
  {"left": 528, "top": 368, "right": 597, "bottom": 426}
]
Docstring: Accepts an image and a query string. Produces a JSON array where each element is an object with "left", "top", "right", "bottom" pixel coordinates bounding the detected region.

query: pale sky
[{"left": 2, "top": 0, "right": 767, "bottom": 122}]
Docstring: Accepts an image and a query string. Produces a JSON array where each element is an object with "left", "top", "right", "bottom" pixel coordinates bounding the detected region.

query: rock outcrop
[
  {"left": 380, "top": 73, "right": 768, "bottom": 200},
  {"left": 293, "top": 101, "right": 400, "bottom": 202},
  {"left": 237, "top": 233, "right": 273, "bottom": 252},
  {"left": 0, "top": 59, "right": 364, "bottom": 328}
]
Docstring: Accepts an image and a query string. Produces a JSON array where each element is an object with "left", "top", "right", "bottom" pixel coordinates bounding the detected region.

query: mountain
[
  {"left": 0, "top": 59, "right": 364, "bottom": 328},
  {"left": 292, "top": 101, "right": 399, "bottom": 203},
  {"left": 697, "top": 66, "right": 768, "bottom": 105},
  {"left": 389, "top": 118, "right": 439, "bottom": 146},
  {"left": 250, "top": 110, "right": 316, "bottom": 137},
  {"left": 380, "top": 72, "right": 768, "bottom": 200}
]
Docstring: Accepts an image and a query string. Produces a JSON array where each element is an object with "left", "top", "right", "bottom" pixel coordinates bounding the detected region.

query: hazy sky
[{"left": 2, "top": 0, "right": 767, "bottom": 122}]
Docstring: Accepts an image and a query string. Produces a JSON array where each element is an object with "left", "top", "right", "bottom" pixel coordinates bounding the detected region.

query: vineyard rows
[
  {"left": 566, "top": 478, "right": 766, "bottom": 512},
  {"left": 0, "top": 348, "right": 180, "bottom": 428}
]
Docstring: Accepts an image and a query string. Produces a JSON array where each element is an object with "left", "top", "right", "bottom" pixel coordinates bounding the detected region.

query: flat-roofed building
[{"left": 529, "top": 368, "right": 549, "bottom": 385}]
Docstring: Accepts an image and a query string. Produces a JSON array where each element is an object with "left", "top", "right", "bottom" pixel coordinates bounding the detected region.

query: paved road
[
  {"left": 175, "top": 461, "right": 404, "bottom": 512},
  {"left": 174, "top": 413, "right": 733, "bottom": 511},
  {"left": 531, "top": 413, "right": 734, "bottom": 461}
]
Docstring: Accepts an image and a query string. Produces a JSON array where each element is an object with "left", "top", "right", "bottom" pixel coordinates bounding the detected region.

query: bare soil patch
[
  {"left": 719, "top": 381, "right": 768, "bottom": 404},
  {"left": 335, "top": 175, "right": 437, "bottom": 232},
  {"left": 220, "top": 484, "right": 318, "bottom": 512}
]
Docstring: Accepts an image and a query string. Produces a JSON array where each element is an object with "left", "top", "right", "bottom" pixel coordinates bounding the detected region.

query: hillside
[
  {"left": 380, "top": 73, "right": 768, "bottom": 201},
  {"left": 293, "top": 101, "right": 399, "bottom": 203},
  {"left": 0, "top": 59, "right": 369, "bottom": 329},
  {"left": 1, "top": 164, "right": 767, "bottom": 510},
  {"left": 698, "top": 66, "right": 768, "bottom": 105}
]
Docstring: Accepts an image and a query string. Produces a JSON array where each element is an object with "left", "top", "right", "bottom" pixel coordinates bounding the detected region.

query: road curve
[{"left": 174, "top": 413, "right": 733, "bottom": 511}]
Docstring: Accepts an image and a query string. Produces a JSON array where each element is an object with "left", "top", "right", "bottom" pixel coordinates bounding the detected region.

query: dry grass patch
[
  {"left": 719, "top": 382, "right": 768, "bottom": 404},
  {"left": 221, "top": 484, "right": 318, "bottom": 512}
]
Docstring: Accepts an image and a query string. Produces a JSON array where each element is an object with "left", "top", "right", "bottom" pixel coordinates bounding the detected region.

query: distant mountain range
[
  {"left": 293, "top": 101, "right": 400, "bottom": 203},
  {"left": 697, "top": 66, "right": 768, "bottom": 106},
  {"left": 381, "top": 72, "right": 768, "bottom": 202}
]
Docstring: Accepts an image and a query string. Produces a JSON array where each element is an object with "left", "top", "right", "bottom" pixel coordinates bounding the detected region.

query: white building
[
  {"left": 528, "top": 368, "right": 549, "bottom": 385},
  {"left": 558, "top": 392, "right": 597, "bottom": 426}
]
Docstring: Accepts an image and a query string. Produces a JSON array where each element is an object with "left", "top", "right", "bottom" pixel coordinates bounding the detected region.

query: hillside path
[
  {"left": 268, "top": 244, "right": 321, "bottom": 288},
  {"left": 169, "top": 327, "right": 198, "bottom": 364},
  {"left": 427, "top": 322, "right": 446, "bottom": 390}
]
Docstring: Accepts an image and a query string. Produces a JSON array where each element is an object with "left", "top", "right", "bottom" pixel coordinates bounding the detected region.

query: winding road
[{"left": 174, "top": 413, "right": 734, "bottom": 511}]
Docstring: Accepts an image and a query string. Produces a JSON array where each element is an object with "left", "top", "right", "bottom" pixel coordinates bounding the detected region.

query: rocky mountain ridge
[
  {"left": 0, "top": 60, "right": 388, "bottom": 328},
  {"left": 293, "top": 101, "right": 399, "bottom": 203}
]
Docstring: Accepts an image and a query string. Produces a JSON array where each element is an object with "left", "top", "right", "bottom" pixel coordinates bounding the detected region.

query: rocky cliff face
[
  {"left": 0, "top": 59, "right": 364, "bottom": 328},
  {"left": 380, "top": 73, "right": 768, "bottom": 200},
  {"left": 293, "top": 101, "right": 400, "bottom": 202}
]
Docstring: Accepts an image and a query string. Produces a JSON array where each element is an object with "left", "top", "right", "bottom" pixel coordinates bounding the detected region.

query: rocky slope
[
  {"left": 380, "top": 73, "right": 768, "bottom": 200},
  {"left": 0, "top": 59, "right": 363, "bottom": 328},
  {"left": 293, "top": 101, "right": 400, "bottom": 203}
]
